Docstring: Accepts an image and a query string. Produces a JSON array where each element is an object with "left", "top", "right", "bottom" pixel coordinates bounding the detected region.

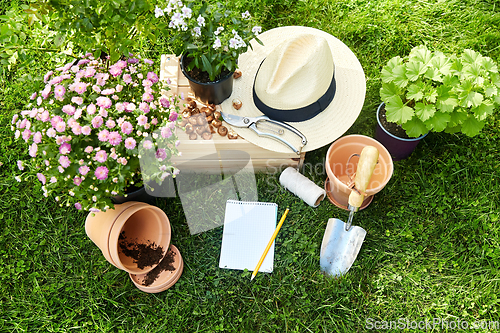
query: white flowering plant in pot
[
  {"left": 154, "top": 0, "right": 263, "bottom": 82},
  {"left": 12, "top": 54, "right": 182, "bottom": 212}
]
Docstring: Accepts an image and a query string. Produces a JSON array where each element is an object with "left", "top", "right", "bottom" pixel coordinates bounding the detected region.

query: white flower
[
  {"left": 229, "top": 38, "right": 239, "bottom": 49},
  {"left": 252, "top": 26, "right": 262, "bottom": 35},
  {"left": 192, "top": 27, "right": 202, "bottom": 37},
  {"left": 242, "top": 10, "right": 251, "bottom": 19},
  {"left": 213, "top": 37, "right": 222, "bottom": 50},
  {"left": 154, "top": 6, "right": 164, "bottom": 18},
  {"left": 197, "top": 15, "right": 205, "bottom": 27},
  {"left": 15, "top": 176, "right": 22, "bottom": 182},
  {"left": 181, "top": 6, "right": 192, "bottom": 18},
  {"left": 214, "top": 27, "right": 224, "bottom": 35}
]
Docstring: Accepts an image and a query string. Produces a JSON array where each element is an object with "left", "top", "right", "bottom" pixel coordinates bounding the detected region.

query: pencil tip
[{"left": 250, "top": 275, "right": 255, "bottom": 281}]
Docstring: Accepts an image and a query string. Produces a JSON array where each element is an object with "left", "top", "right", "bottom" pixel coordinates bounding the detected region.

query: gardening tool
[
  {"left": 221, "top": 112, "right": 307, "bottom": 154},
  {"left": 320, "top": 145, "right": 379, "bottom": 277}
]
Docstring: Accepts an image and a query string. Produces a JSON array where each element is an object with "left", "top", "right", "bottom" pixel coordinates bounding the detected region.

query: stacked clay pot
[{"left": 85, "top": 202, "right": 183, "bottom": 293}]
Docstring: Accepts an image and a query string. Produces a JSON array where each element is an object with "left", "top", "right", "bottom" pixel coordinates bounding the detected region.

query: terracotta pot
[
  {"left": 85, "top": 202, "right": 171, "bottom": 274},
  {"left": 325, "top": 135, "right": 393, "bottom": 210},
  {"left": 180, "top": 54, "right": 234, "bottom": 105},
  {"left": 375, "top": 102, "right": 428, "bottom": 161},
  {"left": 129, "top": 245, "right": 184, "bottom": 293},
  {"left": 108, "top": 203, "right": 171, "bottom": 274},
  {"left": 85, "top": 201, "right": 144, "bottom": 269}
]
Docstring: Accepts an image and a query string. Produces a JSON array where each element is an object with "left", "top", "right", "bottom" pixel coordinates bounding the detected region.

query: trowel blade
[{"left": 320, "top": 218, "right": 367, "bottom": 277}]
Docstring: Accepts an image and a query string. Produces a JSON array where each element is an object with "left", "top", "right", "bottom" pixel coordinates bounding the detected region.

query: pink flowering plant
[
  {"left": 154, "top": 0, "right": 263, "bottom": 81},
  {"left": 12, "top": 54, "right": 182, "bottom": 212}
]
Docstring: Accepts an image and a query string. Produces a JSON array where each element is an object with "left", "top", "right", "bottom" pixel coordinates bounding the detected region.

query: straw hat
[{"left": 220, "top": 26, "right": 366, "bottom": 153}]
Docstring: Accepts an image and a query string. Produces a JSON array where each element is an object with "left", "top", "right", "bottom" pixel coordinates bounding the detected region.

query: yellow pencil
[{"left": 251, "top": 208, "right": 290, "bottom": 281}]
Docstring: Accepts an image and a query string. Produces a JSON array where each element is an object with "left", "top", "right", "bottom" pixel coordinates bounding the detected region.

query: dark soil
[
  {"left": 141, "top": 247, "right": 177, "bottom": 287},
  {"left": 378, "top": 105, "right": 411, "bottom": 139},
  {"left": 118, "top": 231, "right": 164, "bottom": 269},
  {"left": 183, "top": 56, "right": 231, "bottom": 83}
]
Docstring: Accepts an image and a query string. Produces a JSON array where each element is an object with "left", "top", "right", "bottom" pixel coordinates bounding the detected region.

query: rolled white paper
[{"left": 279, "top": 167, "right": 326, "bottom": 207}]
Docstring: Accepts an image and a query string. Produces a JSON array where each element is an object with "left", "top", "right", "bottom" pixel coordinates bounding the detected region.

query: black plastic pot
[
  {"left": 375, "top": 102, "right": 428, "bottom": 161},
  {"left": 180, "top": 54, "right": 234, "bottom": 105},
  {"left": 112, "top": 186, "right": 156, "bottom": 206}
]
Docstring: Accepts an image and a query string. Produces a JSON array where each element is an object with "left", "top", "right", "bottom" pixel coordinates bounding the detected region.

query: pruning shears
[{"left": 221, "top": 113, "right": 307, "bottom": 155}]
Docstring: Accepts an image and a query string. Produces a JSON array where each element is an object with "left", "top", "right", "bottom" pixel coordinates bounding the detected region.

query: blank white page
[{"left": 219, "top": 200, "right": 278, "bottom": 273}]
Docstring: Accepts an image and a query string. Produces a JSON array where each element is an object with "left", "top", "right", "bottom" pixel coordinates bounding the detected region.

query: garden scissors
[{"left": 221, "top": 113, "right": 307, "bottom": 155}]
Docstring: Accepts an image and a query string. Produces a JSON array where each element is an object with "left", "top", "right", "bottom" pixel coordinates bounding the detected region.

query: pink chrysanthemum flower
[
  {"left": 124, "top": 137, "right": 136, "bottom": 149},
  {"left": 28, "top": 143, "right": 37, "bottom": 157},
  {"left": 87, "top": 103, "right": 97, "bottom": 115},
  {"left": 84, "top": 67, "right": 96, "bottom": 78},
  {"left": 91, "top": 115, "right": 103, "bottom": 128},
  {"left": 75, "top": 202, "right": 82, "bottom": 210},
  {"left": 59, "top": 143, "right": 71, "bottom": 155},
  {"left": 62, "top": 104, "right": 76, "bottom": 115},
  {"left": 142, "top": 79, "right": 153, "bottom": 88},
  {"left": 115, "top": 102, "right": 125, "bottom": 112},
  {"left": 137, "top": 115, "right": 148, "bottom": 126},
  {"left": 72, "top": 96, "right": 84, "bottom": 105},
  {"left": 147, "top": 71, "right": 159, "bottom": 83},
  {"left": 115, "top": 84, "right": 123, "bottom": 92},
  {"left": 142, "top": 140, "right": 153, "bottom": 149},
  {"left": 17, "top": 160, "right": 24, "bottom": 170},
  {"left": 108, "top": 131, "right": 122, "bottom": 146},
  {"left": 139, "top": 102, "right": 150, "bottom": 114},
  {"left": 159, "top": 97, "right": 170, "bottom": 108},
  {"left": 115, "top": 60, "right": 127, "bottom": 69},
  {"left": 51, "top": 116, "right": 63, "bottom": 128},
  {"left": 36, "top": 173, "right": 46, "bottom": 185},
  {"left": 142, "top": 92, "right": 153, "bottom": 102},
  {"left": 33, "top": 131, "right": 42, "bottom": 144},
  {"left": 126, "top": 103, "right": 136, "bottom": 112},
  {"left": 96, "top": 96, "right": 112, "bottom": 109},
  {"left": 82, "top": 126, "right": 91, "bottom": 135},
  {"left": 169, "top": 111, "right": 178, "bottom": 122},
  {"left": 106, "top": 119, "right": 116, "bottom": 129},
  {"left": 72, "top": 124, "right": 82, "bottom": 135},
  {"left": 74, "top": 82, "right": 88, "bottom": 94},
  {"left": 46, "top": 128, "right": 56, "bottom": 138},
  {"left": 54, "top": 85, "right": 66, "bottom": 98},
  {"left": 44, "top": 71, "right": 53, "bottom": 83},
  {"left": 109, "top": 65, "right": 122, "bottom": 77},
  {"left": 161, "top": 126, "right": 172, "bottom": 139},
  {"left": 79, "top": 165, "right": 90, "bottom": 175},
  {"left": 101, "top": 88, "right": 115, "bottom": 95},
  {"left": 55, "top": 121, "right": 66, "bottom": 133},
  {"left": 156, "top": 148, "right": 167, "bottom": 160},
  {"left": 98, "top": 129, "right": 109, "bottom": 142},
  {"left": 73, "top": 176, "right": 82, "bottom": 186},
  {"left": 95, "top": 166, "right": 109, "bottom": 180},
  {"left": 84, "top": 146, "right": 94, "bottom": 154},
  {"left": 59, "top": 155, "right": 71, "bottom": 168},
  {"left": 95, "top": 150, "right": 108, "bottom": 163},
  {"left": 121, "top": 121, "right": 133, "bottom": 134},
  {"left": 123, "top": 74, "right": 133, "bottom": 84}
]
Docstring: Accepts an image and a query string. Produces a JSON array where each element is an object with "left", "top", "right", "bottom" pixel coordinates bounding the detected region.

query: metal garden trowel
[{"left": 320, "top": 146, "right": 379, "bottom": 277}]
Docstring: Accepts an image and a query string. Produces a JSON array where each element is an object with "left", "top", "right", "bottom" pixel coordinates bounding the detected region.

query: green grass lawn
[{"left": 1, "top": 0, "right": 500, "bottom": 331}]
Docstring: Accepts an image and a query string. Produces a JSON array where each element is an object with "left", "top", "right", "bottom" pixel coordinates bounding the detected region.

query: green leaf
[
  {"left": 472, "top": 101, "right": 495, "bottom": 120},
  {"left": 406, "top": 83, "right": 424, "bottom": 101},
  {"left": 54, "top": 32, "right": 65, "bottom": 47},
  {"left": 201, "top": 54, "right": 213, "bottom": 78},
  {"left": 461, "top": 49, "right": 480, "bottom": 65},
  {"left": 461, "top": 115, "right": 485, "bottom": 136},
  {"left": 436, "top": 96, "right": 458, "bottom": 113},
  {"left": 415, "top": 102, "right": 435, "bottom": 122},
  {"left": 406, "top": 61, "right": 426, "bottom": 81},
  {"left": 481, "top": 57, "right": 498, "bottom": 74},
  {"left": 484, "top": 83, "right": 497, "bottom": 98},
  {"left": 424, "top": 86, "right": 438, "bottom": 103},
  {"left": 431, "top": 52, "right": 453, "bottom": 76},
  {"left": 409, "top": 45, "right": 432, "bottom": 65},
  {"left": 381, "top": 56, "right": 407, "bottom": 87},
  {"left": 385, "top": 95, "right": 415, "bottom": 124},
  {"left": 466, "top": 91, "right": 483, "bottom": 108},
  {"left": 402, "top": 117, "right": 428, "bottom": 138},
  {"left": 424, "top": 112, "right": 450, "bottom": 132},
  {"left": 380, "top": 82, "right": 401, "bottom": 102},
  {"left": 424, "top": 67, "right": 441, "bottom": 82}
]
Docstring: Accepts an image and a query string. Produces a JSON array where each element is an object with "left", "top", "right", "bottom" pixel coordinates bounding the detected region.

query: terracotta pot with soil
[
  {"left": 180, "top": 54, "right": 234, "bottom": 105},
  {"left": 85, "top": 202, "right": 171, "bottom": 275},
  {"left": 325, "top": 135, "right": 393, "bottom": 210},
  {"left": 375, "top": 102, "right": 428, "bottom": 161}
]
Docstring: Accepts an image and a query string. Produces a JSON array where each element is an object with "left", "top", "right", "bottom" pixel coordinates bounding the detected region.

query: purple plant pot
[
  {"left": 180, "top": 54, "right": 234, "bottom": 105},
  {"left": 375, "top": 103, "right": 428, "bottom": 161}
]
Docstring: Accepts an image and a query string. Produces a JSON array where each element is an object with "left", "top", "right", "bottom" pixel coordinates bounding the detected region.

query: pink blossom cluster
[{"left": 12, "top": 53, "right": 182, "bottom": 212}]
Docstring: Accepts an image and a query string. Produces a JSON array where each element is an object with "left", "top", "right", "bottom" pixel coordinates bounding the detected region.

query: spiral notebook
[{"left": 219, "top": 200, "right": 278, "bottom": 272}]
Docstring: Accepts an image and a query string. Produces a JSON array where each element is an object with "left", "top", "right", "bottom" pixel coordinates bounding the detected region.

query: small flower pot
[
  {"left": 325, "top": 135, "right": 393, "bottom": 210},
  {"left": 180, "top": 54, "right": 234, "bottom": 105},
  {"left": 129, "top": 245, "right": 184, "bottom": 293},
  {"left": 375, "top": 102, "right": 428, "bottom": 161},
  {"left": 85, "top": 202, "right": 171, "bottom": 275}
]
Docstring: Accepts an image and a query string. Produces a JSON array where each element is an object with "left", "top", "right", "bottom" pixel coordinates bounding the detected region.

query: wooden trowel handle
[{"left": 348, "top": 146, "right": 379, "bottom": 209}]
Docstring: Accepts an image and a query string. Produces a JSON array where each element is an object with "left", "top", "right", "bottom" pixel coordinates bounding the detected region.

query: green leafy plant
[
  {"left": 154, "top": 0, "right": 262, "bottom": 81},
  {"left": 12, "top": 54, "right": 182, "bottom": 212},
  {"left": 380, "top": 45, "right": 500, "bottom": 137}
]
